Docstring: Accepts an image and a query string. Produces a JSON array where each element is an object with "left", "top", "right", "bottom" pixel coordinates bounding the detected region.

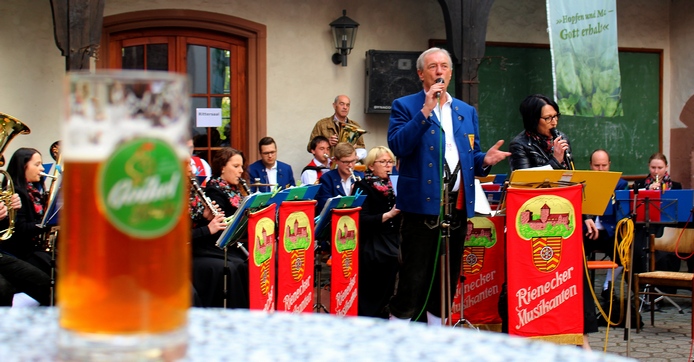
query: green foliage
[
  {"left": 466, "top": 236, "right": 494, "bottom": 247},
  {"left": 555, "top": 39, "right": 624, "bottom": 117},
  {"left": 284, "top": 236, "right": 310, "bottom": 251}
]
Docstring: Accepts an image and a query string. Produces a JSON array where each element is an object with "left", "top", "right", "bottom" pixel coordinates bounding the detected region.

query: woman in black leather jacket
[
  {"left": 509, "top": 94, "right": 572, "bottom": 171},
  {"left": 505, "top": 95, "right": 595, "bottom": 349}
]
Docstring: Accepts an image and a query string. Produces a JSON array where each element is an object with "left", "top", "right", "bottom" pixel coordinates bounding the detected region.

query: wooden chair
[{"left": 633, "top": 227, "right": 694, "bottom": 332}]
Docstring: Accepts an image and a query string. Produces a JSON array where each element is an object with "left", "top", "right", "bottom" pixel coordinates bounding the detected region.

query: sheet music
[
  {"left": 389, "top": 175, "right": 398, "bottom": 196},
  {"left": 474, "top": 178, "right": 492, "bottom": 216}
]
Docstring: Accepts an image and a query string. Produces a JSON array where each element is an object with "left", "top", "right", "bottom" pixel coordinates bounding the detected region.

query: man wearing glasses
[
  {"left": 248, "top": 136, "right": 295, "bottom": 193},
  {"left": 387, "top": 47, "right": 510, "bottom": 325},
  {"left": 314, "top": 142, "right": 364, "bottom": 213}
]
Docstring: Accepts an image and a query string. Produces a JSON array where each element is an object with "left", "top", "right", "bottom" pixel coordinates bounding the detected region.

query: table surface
[{"left": 0, "top": 307, "right": 634, "bottom": 361}]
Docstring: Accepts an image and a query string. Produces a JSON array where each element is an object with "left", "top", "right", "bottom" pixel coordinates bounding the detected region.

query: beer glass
[{"left": 58, "top": 71, "right": 191, "bottom": 360}]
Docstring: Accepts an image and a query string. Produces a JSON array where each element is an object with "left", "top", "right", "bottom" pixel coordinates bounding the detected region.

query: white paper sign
[{"left": 196, "top": 108, "right": 222, "bottom": 127}]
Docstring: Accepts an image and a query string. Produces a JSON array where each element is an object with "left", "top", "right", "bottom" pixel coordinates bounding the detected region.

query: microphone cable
[{"left": 413, "top": 95, "right": 447, "bottom": 324}]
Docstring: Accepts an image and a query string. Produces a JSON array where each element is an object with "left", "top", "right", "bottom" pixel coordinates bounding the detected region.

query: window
[{"left": 101, "top": 10, "right": 267, "bottom": 166}]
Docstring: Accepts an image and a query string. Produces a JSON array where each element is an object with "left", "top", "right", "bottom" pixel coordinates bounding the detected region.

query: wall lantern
[{"left": 330, "top": 10, "right": 359, "bottom": 67}]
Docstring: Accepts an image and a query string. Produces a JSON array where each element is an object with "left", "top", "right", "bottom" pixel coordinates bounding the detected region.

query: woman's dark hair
[
  {"left": 211, "top": 147, "right": 245, "bottom": 178},
  {"left": 519, "top": 94, "right": 559, "bottom": 133},
  {"left": 7, "top": 147, "right": 41, "bottom": 192}
]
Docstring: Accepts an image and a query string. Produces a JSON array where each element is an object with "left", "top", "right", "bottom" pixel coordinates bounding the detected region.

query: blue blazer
[
  {"left": 315, "top": 169, "right": 365, "bottom": 213},
  {"left": 247, "top": 160, "right": 295, "bottom": 193},
  {"left": 388, "top": 91, "right": 488, "bottom": 217}
]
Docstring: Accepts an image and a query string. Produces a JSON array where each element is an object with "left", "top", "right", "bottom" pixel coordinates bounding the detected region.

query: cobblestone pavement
[{"left": 587, "top": 269, "right": 692, "bottom": 361}]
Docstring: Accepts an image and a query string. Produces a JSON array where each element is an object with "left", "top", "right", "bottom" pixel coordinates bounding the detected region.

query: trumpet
[{"left": 190, "top": 175, "right": 220, "bottom": 217}]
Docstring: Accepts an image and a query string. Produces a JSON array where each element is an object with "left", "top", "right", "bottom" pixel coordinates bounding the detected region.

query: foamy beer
[{"left": 58, "top": 71, "right": 191, "bottom": 360}]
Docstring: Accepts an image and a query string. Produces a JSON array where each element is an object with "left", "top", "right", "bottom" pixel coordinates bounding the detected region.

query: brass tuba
[{"left": 0, "top": 112, "right": 31, "bottom": 240}]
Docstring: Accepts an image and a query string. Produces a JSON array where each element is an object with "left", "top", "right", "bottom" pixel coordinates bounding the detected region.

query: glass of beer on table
[{"left": 58, "top": 71, "right": 191, "bottom": 360}]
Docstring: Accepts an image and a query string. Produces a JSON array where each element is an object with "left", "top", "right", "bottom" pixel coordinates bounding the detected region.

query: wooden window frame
[{"left": 100, "top": 9, "right": 266, "bottom": 163}]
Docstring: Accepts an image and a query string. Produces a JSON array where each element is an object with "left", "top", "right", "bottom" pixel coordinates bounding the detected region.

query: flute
[
  {"left": 349, "top": 167, "right": 361, "bottom": 182},
  {"left": 40, "top": 172, "right": 57, "bottom": 179}
]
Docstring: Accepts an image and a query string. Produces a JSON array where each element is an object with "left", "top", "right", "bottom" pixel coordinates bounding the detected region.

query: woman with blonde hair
[{"left": 353, "top": 146, "right": 401, "bottom": 318}]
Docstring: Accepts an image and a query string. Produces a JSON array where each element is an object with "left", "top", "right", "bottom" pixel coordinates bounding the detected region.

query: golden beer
[
  {"left": 57, "top": 161, "right": 190, "bottom": 334},
  {"left": 59, "top": 71, "right": 191, "bottom": 360}
]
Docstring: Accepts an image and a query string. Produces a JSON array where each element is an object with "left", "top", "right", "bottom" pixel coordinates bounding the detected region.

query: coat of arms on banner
[
  {"left": 253, "top": 216, "right": 276, "bottom": 295},
  {"left": 284, "top": 212, "right": 312, "bottom": 281},
  {"left": 463, "top": 218, "right": 498, "bottom": 274},
  {"left": 334, "top": 215, "right": 358, "bottom": 278},
  {"left": 515, "top": 195, "right": 575, "bottom": 273}
]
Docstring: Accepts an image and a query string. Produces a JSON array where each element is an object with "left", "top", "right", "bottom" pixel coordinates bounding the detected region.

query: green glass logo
[{"left": 98, "top": 138, "right": 184, "bottom": 238}]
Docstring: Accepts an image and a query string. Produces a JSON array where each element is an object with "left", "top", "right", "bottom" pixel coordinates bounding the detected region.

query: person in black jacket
[
  {"left": 352, "top": 146, "right": 401, "bottom": 318},
  {"left": 3, "top": 148, "right": 50, "bottom": 274},
  {"left": 189, "top": 166, "right": 226, "bottom": 308},
  {"left": 506, "top": 97, "right": 595, "bottom": 349},
  {"left": 632, "top": 152, "right": 682, "bottom": 191},
  {"left": 195, "top": 147, "right": 249, "bottom": 308},
  {"left": 631, "top": 152, "right": 683, "bottom": 276},
  {"left": 0, "top": 195, "right": 51, "bottom": 306},
  {"left": 509, "top": 94, "right": 573, "bottom": 171}
]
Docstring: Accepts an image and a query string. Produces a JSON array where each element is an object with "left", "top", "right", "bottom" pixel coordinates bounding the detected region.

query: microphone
[
  {"left": 550, "top": 128, "right": 573, "bottom": 164},
  {"left": 434, "top": 78, "right": 445, "bottom": 99}
]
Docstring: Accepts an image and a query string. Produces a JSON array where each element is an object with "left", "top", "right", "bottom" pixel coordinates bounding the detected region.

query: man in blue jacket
[
  {"left": 315, "top": 142, "right": 364, "bottom": 213},
  {"left": 387, "top": 47, "right": 509, "bottom": 324},
  {"left": 247, "top": 137, "right": 295, "bottom": 193},
  {"left": 583, "top": 149, "right": 628, "bottom": 299}
]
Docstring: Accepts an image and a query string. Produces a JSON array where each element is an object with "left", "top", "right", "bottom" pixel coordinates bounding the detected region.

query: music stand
[
  {"left": 39, "top": 161, "right": 62, "bottom": 306},
  {"left": 216, "top": 192, "right": 273, "bottom": 308},
  {"left": 614, "top": 189, "right": 681, "bottom": 355},
  {"left": 313, "top": 194, "right": 366, "bottom": 313},
  {"left": 507, "top": 169, "right": 623, "bottom": 215},
  {"left": 505, "top": 169, "right": 619, "bottom": 340}
]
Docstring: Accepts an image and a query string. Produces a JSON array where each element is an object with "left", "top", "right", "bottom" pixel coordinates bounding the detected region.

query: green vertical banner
[{"left": 547, "top": 0, "right": 623, "bottom": 117}]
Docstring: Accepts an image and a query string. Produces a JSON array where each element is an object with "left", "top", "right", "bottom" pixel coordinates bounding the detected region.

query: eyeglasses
[
  {"left": 338, "top": 159, "right": 357, "bottom": 165},
  {"left": 261, "top": 151, "right": 277, "bottom": 156},
  {"left": 374, "top": 160, "right": 395, "bottom": 166},
  {"left": 540, "top": 114, "right": 560, "bottom": 123}
]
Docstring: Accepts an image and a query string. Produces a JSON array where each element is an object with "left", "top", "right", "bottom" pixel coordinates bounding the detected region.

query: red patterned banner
[
  {"left": 451, "top": 216, "right": 505, "bottom": 330},
  {"left": 506, "top": 184, "right": 583, "bottom": 344},
  {"left": 248, "top": 204, "right": 277, "bottom": 311},
  {"left": 330, "top": 207, "right": 360, "bottom": 316},
  {"left": 277, "top": 200, "right": 316, "bottom": 313}
]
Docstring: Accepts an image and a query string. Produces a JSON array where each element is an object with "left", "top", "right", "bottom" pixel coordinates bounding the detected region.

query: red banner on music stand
[
  {"left": 451, "top": 216, "right": 505, "bottom": 331},
  {"left": 506, "top": 184, "right": 583, "bottom": 344},
  {"left": 330, "top": 207, "right": 360, "bottom": 316},
  {"left": 248, "top": 204, "right": 277, "bottom": 311},
  {"left": 631, "top": 190, "right": 661, "bottom": 222},
  {"left": 277, "top": 200, "right": 316, "bottom": 313}
]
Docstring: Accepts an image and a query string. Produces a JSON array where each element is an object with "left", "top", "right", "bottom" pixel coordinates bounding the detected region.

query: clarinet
[
  {"left": 190, "top": 175, "right": 219, "bottom": 216},
  {"left": 238, "top": 177, "right": 251, "bottom": 196},
  {"left": 232, "top": 177, "right": 250, "bottom": 256}
]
